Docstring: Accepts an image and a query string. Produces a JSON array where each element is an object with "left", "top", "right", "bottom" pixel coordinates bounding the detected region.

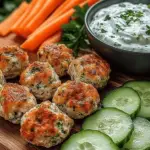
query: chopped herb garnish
[
  {"left": 114, "top": 43, "right": 121, "bottom": 47},
  {"left": 104, "top": 15, "right": 111, "bottom": 21},
  {"left": 120, "top": 10, "right": 143, "bottom": 25},
  {"left": 116, "top": 24, "right": 124, "bottom": 32},
  {"left": 101, "top": 28, "right": 107, "bottom": 33},
  {"left": 146, "top": 25, "right": 150, "bottom": 35}
]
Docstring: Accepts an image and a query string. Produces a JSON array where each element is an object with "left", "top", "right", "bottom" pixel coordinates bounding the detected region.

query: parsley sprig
[{"left": 60, "top": 5, "right": 90, "bottom": 57}]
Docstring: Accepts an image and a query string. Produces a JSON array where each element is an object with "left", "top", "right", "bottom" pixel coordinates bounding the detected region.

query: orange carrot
[
  {"left": 0, "top": 2, "right": 28, "bottom": 36},
  {"left": 21, "top": 1, "right": 88, "bottom": 52},
  {"left": 25, "top": 0, "right": 64, "bottom": 34},
  {"left": 41, "top": 0, "right": 85, "bottom": 27},
  {"left": 88, "top": 0, "right": 100, "bottom": 6},
  {"left": 40, "top": 31, "right": 62, "bottom": 49},
  {"left": 19, "top": 0, "right": 46, "bottom": 37},
  {"left": 11, "top": 0, "right": 37, "bottom": 36}
]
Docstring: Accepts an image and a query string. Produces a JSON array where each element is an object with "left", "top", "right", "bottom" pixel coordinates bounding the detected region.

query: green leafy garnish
[
  {"left": 101, "top": 28, "right": 107, "bottom": 33},
  {"left": 146, "top": 25, "right": 150, "bottom": 35},
  {"left": 116, "top": 24, "right": 124, "bottom": 32},
  {"left": 148, "top": 4, "right": 150, "bottom": 9},
  {"left": 60, "top": 5, "right": 90, "bottom": 57},
  {"left": 120, "top": 10, "right": 143, "bottom": 25},
  {"left": 104, "top": 15, "right": 111, "bottom": 21}
]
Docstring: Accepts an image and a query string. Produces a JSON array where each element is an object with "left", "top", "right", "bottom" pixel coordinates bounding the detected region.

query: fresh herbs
[
  {"left": 104, "top": 15, "right": 111, "bottom": 21},
  {"left": 101, "top": 28, "right": 107, "bottom": 33},
  {"left": 116, "top": 24, "right": 124, "bottom": 32},
  {"left": 60, "top": 5, "right": 90, "bottom": 57},
  {"left": 148, "top": 4, "right": 150, "bottom": 9},
  {"left": 146, "top": 25, "right": 150, "bottom": 35},
  {"left": 120, "top": 10, "right": 143, "bottom": 25}
]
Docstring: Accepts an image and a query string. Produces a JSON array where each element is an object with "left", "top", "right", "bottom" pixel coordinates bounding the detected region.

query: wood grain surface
[{"left": 0, "top": 34, "right": 148, "bottom": 150}]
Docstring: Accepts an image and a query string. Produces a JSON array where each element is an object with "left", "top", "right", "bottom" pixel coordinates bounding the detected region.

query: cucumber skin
[
  {"left": 82, "top": 108, "right": 133, "bottom": 147},
  {"left": 102, "top": 87, "right": 141, "bottom": 119},
  {"left": 124, "top": 81, "right": 150, "bottom": 120},
  {"left": 61, "top": 129, "right": 119, "bottom": 150}
]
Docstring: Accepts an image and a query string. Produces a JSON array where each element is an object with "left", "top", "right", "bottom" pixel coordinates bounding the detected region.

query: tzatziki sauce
[{"left": 90, "top": 2, "right": 150, "bottom": 52}]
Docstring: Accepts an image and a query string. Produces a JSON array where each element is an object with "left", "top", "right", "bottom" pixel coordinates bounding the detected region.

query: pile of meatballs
[{"left": 0, "top": 44, "right": 111, "bottom": 148}]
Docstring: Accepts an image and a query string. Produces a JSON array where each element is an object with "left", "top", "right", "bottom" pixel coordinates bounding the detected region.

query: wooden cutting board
[{"left": 0, "top": 34, "right": 149, "bottom": 150}]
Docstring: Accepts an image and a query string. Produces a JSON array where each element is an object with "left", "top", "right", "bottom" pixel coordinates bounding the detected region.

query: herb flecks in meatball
[
  {"left": 20, "top": 101, "right": 74, "bottom": 148},
  {"left": 53, "top": 81, "right": 100, "bottom": 119},
  {"left": 0, "top": 83, "right": 37, "bottom": 124},
  {"left": 68, "top": 54, "right": 111, "bottom": 88},
  {"left": 37, "top": 44, "right": 74, "bottom": 77},
  {"left": 20, "top": 61, "right": 61, "bottom": 100},
  {"left": 0, "top": 46, "right": 29, "bottom": 79}
]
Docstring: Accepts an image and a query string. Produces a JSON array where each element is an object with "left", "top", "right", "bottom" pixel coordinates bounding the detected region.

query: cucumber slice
[
  {"left": 124, "top": 81, "right": 150, "bottom": 119},
  {"left": 82, "top": 108, "right": 133, "bottom": 146},
  {"left": 61, "top": 130, "right": 119, "bottom": 150},
  {"left": 102, "top": 87, "right": 141, "bottom": 118},
  {"left": 123, "top": 117, "right": 150, "bottom": 150}
]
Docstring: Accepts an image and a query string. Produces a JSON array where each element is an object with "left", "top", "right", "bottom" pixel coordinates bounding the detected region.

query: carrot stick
[
  {"left": 25, "top": 0, "right": 64, "bottom": 34},
  {"left": 0, "top": 2, "right": 28, "bottom": 36},
  {"left": 19, "top": 0, "right": 47, "bottom": 37},
  {"left": 41, "top": 0, "right": 85, "bottom": 27},
  {"left": 88, "top": 0, "right": 100, "bottom": 6},
  {"left": 11, "top": 0, "right": 37, "bottom": 36},
  {"left": 40, "top": 31, "right": 62, "bottom": 49},
  {"left": 21, "top": 1, "right": 88, "bottom": 52}
]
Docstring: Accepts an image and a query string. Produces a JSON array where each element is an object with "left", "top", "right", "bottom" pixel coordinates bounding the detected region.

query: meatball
[
  {"left": 0, "top": 70, "right": 5, "bottom": 86},
  {"left": 0, "top": 83, "right": 37, "bottom": 124},
  {"left": 20, "top": 61, "right": 61, "bottom": 100},
  {"left": 68, "top": 54, "right": 111, "bottom": 88},
  {"left": 37, "top": 44, "right": 74, "bottom": 77},
  {"left": 20, "top": 101, "right": 74, "bottom": 148},
  {"left": 0, "top": 46, "right": 29, "bottom": 79},
  {"left": 53, "top": 81, "right": 100, "bottom": 119}
]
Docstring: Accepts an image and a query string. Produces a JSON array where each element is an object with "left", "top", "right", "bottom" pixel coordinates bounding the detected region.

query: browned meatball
[
  {"left": 68, "top": 54, "right": 111, "bottom": 88},
  {"left": 0, "top": 83, "right": 37, "bottom": 124},
  {"left": 37, "top": 44, "right": 74, "bottom": 77},
  {"left": 0, "top": 46, "right": 29, "bottom": 79}
]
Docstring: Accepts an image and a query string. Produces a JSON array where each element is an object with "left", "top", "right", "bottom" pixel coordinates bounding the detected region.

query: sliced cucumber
[
  {"left": 61, "top": 130, "right": 119, "bottom": 150},
  {"left": 124, "top": 81, "right": 150, "bottom": 119},
  {"left": 102, "top": 87, "right": 141, "bottom": 118},
  {"left": 82, "top": 108, "right": 133, "bottom": 146},
  {"left": 123, "top": 117, "right": 150, "bottom": 150}
]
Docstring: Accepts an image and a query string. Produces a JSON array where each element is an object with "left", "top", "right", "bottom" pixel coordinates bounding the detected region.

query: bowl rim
[{"left": 85, "top": 0, "right": 150, "bottom": 55}]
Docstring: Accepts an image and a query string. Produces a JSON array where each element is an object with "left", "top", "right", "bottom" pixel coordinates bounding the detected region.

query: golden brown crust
[
  {"left": 0, "top": 46, "right": 29, "bottom": 79},
  {"left": 53, "top": 81, "right": 100, "bottom": 119},
  {"left": 20, "top": 101, "right": 74, "bottom": 147},
  {"left": 20, "top": 61, "right": 61, "bottom": 100},
  {"left": 0, "top": 83, "right": 36, "bottom": 123},
  {"left": 38, "top": 44, "right": 74, "bottom": 77},
  {"left": 68, "top": 54, "right": 111, "bottom": 88}
]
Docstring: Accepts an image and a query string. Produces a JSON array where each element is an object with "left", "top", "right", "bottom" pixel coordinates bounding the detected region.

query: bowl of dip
[{"left": 85, "top": 0, "right": 150, "bottom": 74}]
